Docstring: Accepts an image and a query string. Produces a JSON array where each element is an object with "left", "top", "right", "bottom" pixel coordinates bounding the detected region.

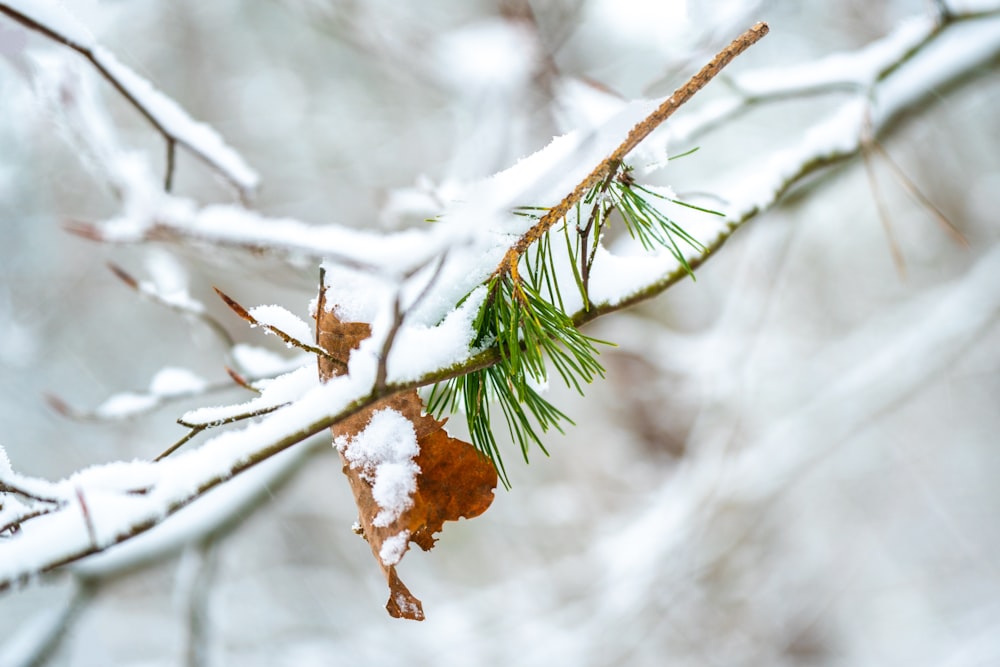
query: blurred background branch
[{"left": 0, "top": 1, "right": 998, "bottom": 665}]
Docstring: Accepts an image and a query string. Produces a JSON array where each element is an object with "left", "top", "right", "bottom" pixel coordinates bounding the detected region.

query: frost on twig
[{"left": 0, "top": 0, "right": 259, "bottom": 198}]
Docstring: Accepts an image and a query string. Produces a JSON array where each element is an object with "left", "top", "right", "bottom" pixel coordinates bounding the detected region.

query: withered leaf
[{"left": 316, "top": 294, "right": 497, "bottom": 621}]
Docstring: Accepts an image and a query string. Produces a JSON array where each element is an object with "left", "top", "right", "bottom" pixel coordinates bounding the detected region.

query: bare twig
[
  {"left": 869, "top": 141, "right": 968, "bottom": 247},
  {"left": 154, "top": 426, "right": 206, "bottom": 462},
  {"left": 862, "top": 137, "right": 908, "bottom": 278},
  {"left": 1, "top": 507, "right": 57, "bottom": 536},
  {"left": 0, "top": 481, "right": 63, "bottom": 506},
  {"left": 225, "top": 366, "right": 259, "bottom": 393}
]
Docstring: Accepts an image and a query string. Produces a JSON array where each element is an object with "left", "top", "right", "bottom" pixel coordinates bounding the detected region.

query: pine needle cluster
[{"left": 431, "top": 161, "right": 720, "bottom": 485}]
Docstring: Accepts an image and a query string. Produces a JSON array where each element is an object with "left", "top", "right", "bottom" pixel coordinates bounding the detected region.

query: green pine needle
[{"left": 431, "top": 161, "right": 718, "bottom": 484}]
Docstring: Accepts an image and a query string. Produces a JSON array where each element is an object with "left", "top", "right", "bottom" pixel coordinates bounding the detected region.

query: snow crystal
[
  {"left": 334, "top": 409, "right": 420, "bottom": 529},
  {"left": 379, "top": 530, "right": 411, "bottom": 566}
]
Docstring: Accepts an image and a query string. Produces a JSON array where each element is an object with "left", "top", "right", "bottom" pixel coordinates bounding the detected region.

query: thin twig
[
  {"left": 0, "top": 481, "right": 63, "bottom": 506},
  {"left": 215, "top": 287, "right": 347, "bottom": 371},
  {"left": 225, "top": 366, "right": 260, "bottom": 393},
  {"left": 165, "top": 138, "right": 177, "bottom": 192},
  {"left": 155, "top": 426, "right": 206, "bottom": 461},
  {"left": 862, "top": 139, "right": 908, "bottom": 278},
  {"left": 869, "top": 140, "right": 968, "bottom": 247},
  {"left": 375, "top": 253, "right": 449, "bottom": 393},
  {"left": 76, "top": 487, "right": 98, "bottom": 547},
  {"left": 496, "top": 22, "right": 770, "bottom": 281},
  {"left": 578, "top": 168, "right": 620, "bottom": 303},
  {"left": 176, "top": 403, "right": 286, "bottom": 430},
  {"left": 374, "top": 292, "right": 404, "bottom": 394}
]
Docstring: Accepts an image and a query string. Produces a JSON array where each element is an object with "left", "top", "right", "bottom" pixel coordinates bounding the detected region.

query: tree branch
[
  {"left": 2, "top": 8, "right": 998, "bottom": 594},
  {"left": 0, "top": 2, "right": 259, "bottom": 199}
]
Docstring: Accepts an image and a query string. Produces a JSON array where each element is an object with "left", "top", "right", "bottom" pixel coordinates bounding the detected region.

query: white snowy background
[{"left": 1, "top": 1, "right": 999, "bottom": 665}]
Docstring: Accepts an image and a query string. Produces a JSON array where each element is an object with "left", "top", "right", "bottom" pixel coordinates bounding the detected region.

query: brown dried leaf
[{"left": 316, "top": 297, "right": 497, "bottom": 621}]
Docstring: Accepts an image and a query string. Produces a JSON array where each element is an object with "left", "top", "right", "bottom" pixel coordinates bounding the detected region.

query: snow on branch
[
  {"left": 2, "top": 8, "right": 998, "bottom": 595},
  {"left": 577, "top": 6, "right": 1000, "bottom": 318},
  {"left": 0, "top": 0, "right": 259, "bottom": 198},
  {"left": 66, "top": 8, "right": 1000, "bottom": 298}
]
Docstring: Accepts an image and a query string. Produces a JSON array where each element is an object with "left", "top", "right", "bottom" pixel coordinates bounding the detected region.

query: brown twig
[
  {"left": 868, "top": 140, "right": 968, "bottom": 247},
  {"left": 0, "top": 481, "right": 63, "bottom": 506},
  {"left": 578, "top": 168, "right": 620, "bottom": 306},
  {"left": 495, "top": 22, "right": 770, "bottom": 282},
  {"left": 176, "top": 404, "right": 287, "bottom": 430},
  {"left": 214, "top": 287, "right": 347, "bottom": 371},
  {"left": 76, "top": 487, "right": 98, "bottom": 547},
  {"left": 862, "top": 140, "right": 908, "bottom": 278},
  {"left": 225, "top": 366, "right": 259, "bottom": 393},
  {"left": 154, "top": 426, "right": 206, "bottom": 462}
]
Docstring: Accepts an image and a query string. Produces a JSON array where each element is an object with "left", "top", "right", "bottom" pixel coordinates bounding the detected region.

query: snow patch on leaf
[
  {"left": 335, "top": 409, "right": 421, "bottom": 529},
  {"left": 379, "top": 530, "right": 411, "bottom": 566}
]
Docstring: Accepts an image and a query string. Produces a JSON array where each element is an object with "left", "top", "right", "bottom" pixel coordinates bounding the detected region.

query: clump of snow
[
  {"left": 149, "top": 367, "right": 207, "bottom": 397},
  {"left": 95, "top": 393, "right": 158, "bottom": 419},
  {"left": 92, "top": 367, "right": 207, "bottom": 419},
  {"left": 231, "top": 344, "right": 307, "bottom": 377},
  {"left": 180, "top": 365, "right": 318, "bottom": 427},
  {"left": 334, "top": 409, "right": 420, "bottom": 529},
  {"left": 379, "top": 530, "right": 411, "bottom": 566},
  {"left": 248, "top": 305, "right": 314, "bottom": 346},
  {"left": 140, "top": 250, "right": 204, "bottom": 312},
  {"left": 433, "top": 19, "right": 538, "bottom": 95},
  {"left": 386, "top": 285, "right": 486, "bottom": 382}
]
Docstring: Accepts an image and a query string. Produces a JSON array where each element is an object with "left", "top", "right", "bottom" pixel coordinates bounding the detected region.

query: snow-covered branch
[
  {"left": 1, "top": 3, "right": 997, "bottom": 616},
  {"left": 0, "top": 0, "right": 259, "bottom": 198},
  {"left": 66, "top": 7, "right": 1000, "bottom": 291}
]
